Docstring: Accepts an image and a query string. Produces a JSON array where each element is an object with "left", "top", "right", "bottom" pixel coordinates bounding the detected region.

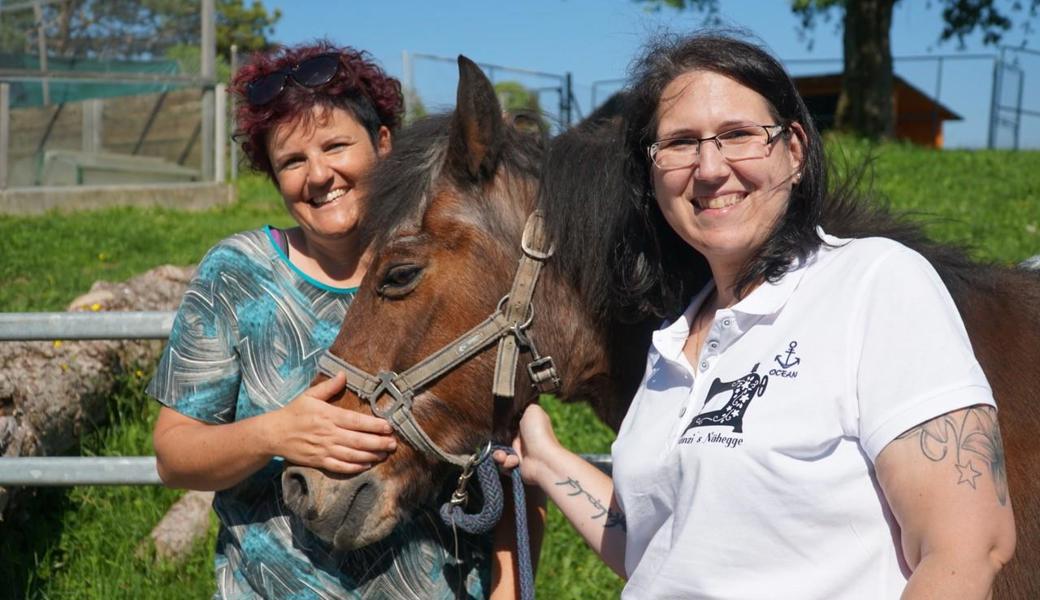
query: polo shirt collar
[
  {"left": 728, "top": 254, "right": 811, "bottom": 316},
  {"left": 650, "top": 231, "right": 832, "bottom": 363},
  {"left": 652, "top": 281, "right": 716, "bottom": 364},
  {"left": 729, "top": 227, "right": 838, "bottom": 316}
]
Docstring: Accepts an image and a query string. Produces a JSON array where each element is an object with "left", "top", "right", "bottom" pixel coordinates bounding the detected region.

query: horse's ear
[{"left": 447, "top": 55, "right": 504, "bottom": 183}]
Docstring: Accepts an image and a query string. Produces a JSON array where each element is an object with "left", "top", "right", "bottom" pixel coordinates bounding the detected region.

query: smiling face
[
  {"left": 266, "top": 105, "right": 391, "bottom": 241},
  {"left": 651, "top": 69, "right": 805, "bottom": 277}
]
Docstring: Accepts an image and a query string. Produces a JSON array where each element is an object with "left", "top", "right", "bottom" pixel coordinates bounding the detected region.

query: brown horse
[{"left": 282, "top": 57, "right": 1040, "bottom": 595}]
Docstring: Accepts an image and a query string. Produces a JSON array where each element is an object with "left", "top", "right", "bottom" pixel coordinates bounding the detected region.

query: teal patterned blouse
[{"left": 148, "top": 227, "right": 490, "bottom": 599}]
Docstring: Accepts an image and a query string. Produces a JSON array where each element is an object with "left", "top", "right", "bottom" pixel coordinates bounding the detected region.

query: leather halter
[{"left": 316, "top": 211, "right": 561, "bottom": 468}]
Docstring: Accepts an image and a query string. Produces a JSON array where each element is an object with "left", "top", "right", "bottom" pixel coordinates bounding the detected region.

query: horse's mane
[
  {"left": 358, "top": 116, "right": 451, "bottom": 251},
  {"left": 359, "top": 114, "right": 545, "bottom": 254},
  {"left": 537, "top": 120, "right": 645, "bottom": 321}
]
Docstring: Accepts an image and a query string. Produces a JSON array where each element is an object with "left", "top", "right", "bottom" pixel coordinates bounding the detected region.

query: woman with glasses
[
  {"left": 149, "top": 42, "right": 518, "bottom": 599},
  {"left": 497, "top": 32, "right": 1014, "bottom": 598}
]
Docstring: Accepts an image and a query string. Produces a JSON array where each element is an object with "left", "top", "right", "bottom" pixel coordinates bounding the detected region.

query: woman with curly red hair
[{"left": 148, "top": 42, "right": 513, "bottom": 599}]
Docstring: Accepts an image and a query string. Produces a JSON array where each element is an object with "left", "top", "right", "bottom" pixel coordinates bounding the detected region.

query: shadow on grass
[
  {"left": 0, "top": 487, "right": 76, "bottom": 599},
  {"left": 0, "top": 369, "right": 217, "bottom": 599}
]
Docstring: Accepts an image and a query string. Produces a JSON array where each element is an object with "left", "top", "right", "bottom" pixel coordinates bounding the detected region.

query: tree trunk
[
  {"left": 0, "top": 265, "right": 193, "bottom": 516},
  {"left": 836, "top": 0, "right": 896, "bottom": 139}
]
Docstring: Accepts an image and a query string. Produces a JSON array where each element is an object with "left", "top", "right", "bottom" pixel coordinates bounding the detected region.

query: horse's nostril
[
  {"left": 283, "top": 469, "right": 318, "bottom": 519},
  {"left": 286, "top": 470, "right": 309, "bottom": 499}
]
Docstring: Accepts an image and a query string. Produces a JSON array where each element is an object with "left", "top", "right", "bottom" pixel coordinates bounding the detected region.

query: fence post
[
  {"left": 214, "top": 83, "right": 226, "bottom": 183},
  {"left": 932, "top": 57, "right": 943, "bottom": 147},
  {"left": 33, "top": 0, "right": 50, "bottom": 106},
  {"left": 562, "top": 72, "right": 573, "bottom": 128},
  {"left": 988, "top": 55, "right": 1001, "bottom": 149},
  {"left": 1013, "top": 63, "right": 1024, "bottom": 151},
  {"left": 82, "top": 98, "right": 103, "bottom": 153},
  {"left": 200, "top": 0, "right": 216, "bottom": 181},
  {"left": 402, "top": 50, "right": 412, "bottom": 121},
  {"left": 0, "top": 83, "right": 9, "bottom": 190},
  {"left": 230, "top": 44, "right": 238, "bottom": 182}
]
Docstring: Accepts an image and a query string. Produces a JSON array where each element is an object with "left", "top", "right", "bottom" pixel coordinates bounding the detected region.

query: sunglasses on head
[{"left": 246, "top": 52, "right": 341, "bottom": 106}]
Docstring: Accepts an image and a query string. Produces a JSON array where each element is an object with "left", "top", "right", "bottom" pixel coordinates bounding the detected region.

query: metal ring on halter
[
  {"left": 450, "top": 441, "right": 495, "bottom": 506},
  {"left": 496, "top": 296, "right": 535, "bottom": 330},
  {"left": 470, "top": 439, "right": 494, "bottom": 467}
]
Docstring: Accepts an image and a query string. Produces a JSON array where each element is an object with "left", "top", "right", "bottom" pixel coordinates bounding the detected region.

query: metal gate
[{"left": 989, "top": 46, "right": 1040, "bottom": 150}]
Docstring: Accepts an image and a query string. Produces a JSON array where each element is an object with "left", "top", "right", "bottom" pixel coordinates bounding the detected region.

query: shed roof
[{"left": 792, "top": 72, "right": 962, "bottom": 121}]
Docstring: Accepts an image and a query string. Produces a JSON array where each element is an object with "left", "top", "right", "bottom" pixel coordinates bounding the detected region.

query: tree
[
  {"left": 3, "top": 0, "right": 280, "bottom": 63},
  {"left": 493, "top": 80, "right": 550, "bottom": 133},
  {"left": 215, "top": 0, "right": 281, "bottom": 59},
  {"left": 403, "top": 86, "right": 428, "bottom": 124},
  {"left": 637, "top": 0, "right": 1039, "bottom": 139}
]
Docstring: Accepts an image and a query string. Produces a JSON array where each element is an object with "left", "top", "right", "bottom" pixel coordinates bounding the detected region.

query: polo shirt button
[
  {"left": 708, "top": 340, "right": 719, "bottom": 349},
  {"left": 722, "top": 319, "right": 732, "bottom": 327},
  {"left": 700, "top": 360, "right": 709, "bottom": 370}
]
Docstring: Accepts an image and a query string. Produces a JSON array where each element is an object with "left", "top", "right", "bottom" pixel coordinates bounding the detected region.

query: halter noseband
[{"left": 316, "top": 211, "right": 561, "bottom": 468}]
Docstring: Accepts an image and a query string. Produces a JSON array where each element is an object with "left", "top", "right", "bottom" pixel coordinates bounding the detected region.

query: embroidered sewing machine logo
[{"left": 683, "top": 363, "right": 769, "bottom": 435}]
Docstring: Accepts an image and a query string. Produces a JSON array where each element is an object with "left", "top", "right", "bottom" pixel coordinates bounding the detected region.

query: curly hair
[{"left": 230, "top": 40, "right": 404, "bottom": 180}]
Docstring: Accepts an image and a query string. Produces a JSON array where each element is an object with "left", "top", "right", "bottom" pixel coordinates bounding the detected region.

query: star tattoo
[{"left": 956, "top": 460, "right": 982, "bottom": 489}]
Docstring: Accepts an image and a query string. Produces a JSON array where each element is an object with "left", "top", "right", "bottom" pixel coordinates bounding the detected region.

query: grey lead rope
[{"left": 439, "top": 445, "right": 535, "bottom": 600}]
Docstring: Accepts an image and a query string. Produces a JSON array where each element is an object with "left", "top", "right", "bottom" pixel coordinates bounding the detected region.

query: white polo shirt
[{"left": 612, "top": 231, "right": 994, "bottom": 600}]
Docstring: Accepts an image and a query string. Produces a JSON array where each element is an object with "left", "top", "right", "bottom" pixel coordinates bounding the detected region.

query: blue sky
[{"left": 263, "top": 1, "right": 1038, "bottom": 148}]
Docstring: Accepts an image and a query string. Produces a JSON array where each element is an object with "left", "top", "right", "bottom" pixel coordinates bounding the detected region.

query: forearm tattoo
[
  {"left": 895, "top": 406, "right": 1009, "bottom": 506},
  {"left": 555, "top": 477, "right": 627, "bottom": 530}
]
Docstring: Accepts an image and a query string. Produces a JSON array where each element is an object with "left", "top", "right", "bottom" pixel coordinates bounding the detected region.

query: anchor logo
[{"left": 774, "top": 341, "right": 801, "bottom": 369}]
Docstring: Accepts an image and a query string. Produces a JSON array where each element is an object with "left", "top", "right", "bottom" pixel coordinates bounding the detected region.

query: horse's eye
[{"left": 377, "top": 263, "right": 424, "bottom": 298}]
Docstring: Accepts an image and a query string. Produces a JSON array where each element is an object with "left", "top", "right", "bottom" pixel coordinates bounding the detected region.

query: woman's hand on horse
[
  {"left": 264, "top": 372, "right": 397, "bottom": 474},
  {"left": 493, "top": 403, "right": 560, "bottom": 486}
]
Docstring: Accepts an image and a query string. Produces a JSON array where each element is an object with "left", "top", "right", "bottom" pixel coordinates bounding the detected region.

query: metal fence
[
  {"left": 0, "top": 0, "right": 229, "bottom": 192},
  {"left": 402, "top": 51, "right": 581, "bottom": 134},
  {"left": 587, "top": 48, "right": 1038, "bottom": 150},
  {"left": 0, "top": 311, "right": 613, "bottom": 486}
]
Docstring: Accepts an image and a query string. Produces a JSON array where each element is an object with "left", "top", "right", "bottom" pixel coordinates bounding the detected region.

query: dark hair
[
  {"left": 231, "top": 41, "right": 404, "bottom": 180},
  {"left": 618, "top": 31, "right": 826, "bottom": 317}
]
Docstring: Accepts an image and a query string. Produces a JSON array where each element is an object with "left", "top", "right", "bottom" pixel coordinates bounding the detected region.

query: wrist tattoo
[
  {"left": 555, "top": 477, "right": 627, "bottom": 530},
  {"left": 896, "top": 405, "right": 1009, "bottom": 506}
]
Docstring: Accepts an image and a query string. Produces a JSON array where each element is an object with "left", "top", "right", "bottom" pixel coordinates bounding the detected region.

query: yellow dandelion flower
[
  {"left": 135, "top": 369, "right": 144, "bottom": 378},
  {"left": 91, "top": 303, "right": 102, "bottom": 312},
  {"left": 53, "top": 340, "right": 63, "bottom": 349}
]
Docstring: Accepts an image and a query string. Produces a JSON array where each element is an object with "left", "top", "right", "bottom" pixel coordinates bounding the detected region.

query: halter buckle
[
  {"left": 527, "top": 356, "right": 561, "bottom": 393},
  {"left": 521, "top": 212, "right": 555, "bottom": 260}
]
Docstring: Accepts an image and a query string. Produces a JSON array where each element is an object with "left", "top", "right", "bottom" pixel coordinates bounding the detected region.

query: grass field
[{"left": 1, "top": 141, "right": 1038, "bottom": 599}]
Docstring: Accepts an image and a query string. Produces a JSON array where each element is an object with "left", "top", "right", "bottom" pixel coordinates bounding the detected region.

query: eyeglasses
[
  {"left": 246, "top": 53, "right": 341, "bottom": 106},
  {"left": 648, "top": 124, "right": 787, "bottom": 170}
]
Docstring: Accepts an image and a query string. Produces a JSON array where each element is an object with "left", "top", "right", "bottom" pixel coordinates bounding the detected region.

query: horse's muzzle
[{"left": 282, "top": 466, "right": 390, "bottom": 551}]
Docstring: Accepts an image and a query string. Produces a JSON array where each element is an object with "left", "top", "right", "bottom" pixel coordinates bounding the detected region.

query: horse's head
[{"left": 278, "top": 56, "right": 566, "bottom": 550}]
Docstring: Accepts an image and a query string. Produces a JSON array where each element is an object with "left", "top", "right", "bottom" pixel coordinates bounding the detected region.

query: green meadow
[{"left": 1, "top": 140, "right": 1037, "bottom": 599}]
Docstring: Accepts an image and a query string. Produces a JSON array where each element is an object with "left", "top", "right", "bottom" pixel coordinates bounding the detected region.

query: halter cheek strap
[{"left": 316, "top": 210, "right": 560, "bottom": 468}]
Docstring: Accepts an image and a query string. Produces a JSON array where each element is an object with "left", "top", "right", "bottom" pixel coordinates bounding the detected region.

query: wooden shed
[{"left": 793, "top": 73, "right": 962, "bottom": 148}]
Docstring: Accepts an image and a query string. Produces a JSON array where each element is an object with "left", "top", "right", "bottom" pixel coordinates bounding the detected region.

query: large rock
[
  {"left": 0, "top": 265, "right": 193, "bottom": 515},
  {"left": 141, "top": 489, "right": 215, "bottom": 561}
]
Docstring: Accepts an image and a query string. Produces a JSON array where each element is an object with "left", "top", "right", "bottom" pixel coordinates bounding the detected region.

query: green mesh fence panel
[{"left": 1, "top": 53, "right": 184, "bottom": 109}]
